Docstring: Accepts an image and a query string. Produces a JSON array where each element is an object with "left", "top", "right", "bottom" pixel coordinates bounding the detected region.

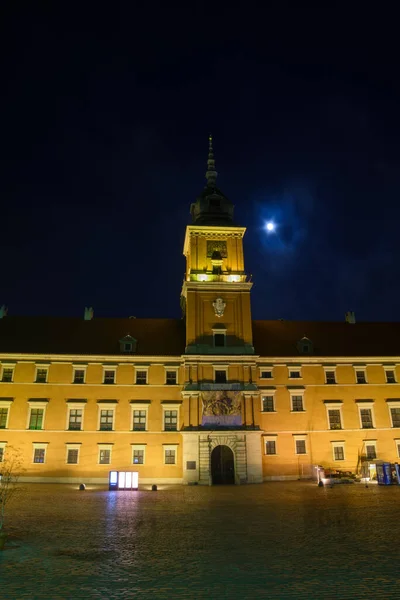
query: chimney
[
  {"left": 0, "top": 305, "right": 8, "bottom": 319},
  {"left": 345, "top": 311, "right": 356, "bottom": 324},
  {"left": 84, "top": 307, "right": 94, "bottom": 321}
]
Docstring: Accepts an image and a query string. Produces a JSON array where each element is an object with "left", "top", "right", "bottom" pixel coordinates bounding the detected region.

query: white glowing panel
[
  {"left": 118, "top": 471, "right": 126, "bottom": 489},
  {"left": 132, "top": 472, "right": 139, "bottom": 489},
  {"left": 125, "top": 472, "right": 132, "bottom": 488},
  {"left": 110, "top": 471, "right": 118, "bottom": 484}
]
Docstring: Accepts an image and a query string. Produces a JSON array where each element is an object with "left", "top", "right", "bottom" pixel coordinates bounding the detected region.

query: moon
[{"left": 265, "top": 222, "right": 275, "bottom": 232}]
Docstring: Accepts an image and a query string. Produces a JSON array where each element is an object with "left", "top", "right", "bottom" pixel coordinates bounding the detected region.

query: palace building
[{"left": 1, "top": 138, "right": 400, "bottom": 485}]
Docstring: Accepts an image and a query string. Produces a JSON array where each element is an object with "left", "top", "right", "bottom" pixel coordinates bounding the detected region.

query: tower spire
[{"left": 205, "top": 133, "right": 217, "bottom": 188}]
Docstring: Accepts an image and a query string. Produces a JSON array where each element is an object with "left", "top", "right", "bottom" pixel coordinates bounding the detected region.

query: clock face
[{"left": 207, "top": 240, "right": 227, "bottom": 258}]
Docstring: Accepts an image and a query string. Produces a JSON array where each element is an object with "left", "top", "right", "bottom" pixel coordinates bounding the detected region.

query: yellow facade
[{"left": 1, "top": 140, "right": 400, "bottom": 485}]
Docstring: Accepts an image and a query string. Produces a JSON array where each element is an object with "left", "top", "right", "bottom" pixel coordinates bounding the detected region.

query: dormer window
[
  {"left": 119, "top": 335, "right": 137, "bottom": 354},
  {"left": 297, "top": 336, "right": 313, "bottom": 355}
]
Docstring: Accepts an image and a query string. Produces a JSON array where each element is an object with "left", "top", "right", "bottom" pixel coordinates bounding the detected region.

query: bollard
[
  {"left": 151, "top": 484, "right": 157, "bottom": 491},
  {"left": 79, "top": 483, "right": 86, "bottom": 491}
]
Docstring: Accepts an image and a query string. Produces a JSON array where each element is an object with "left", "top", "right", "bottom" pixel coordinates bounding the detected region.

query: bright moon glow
[{"left": 266, "top": 222, "right": 275, "bottom": 232}]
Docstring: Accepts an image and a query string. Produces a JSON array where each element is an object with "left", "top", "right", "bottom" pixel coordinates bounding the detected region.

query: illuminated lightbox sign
[{"left": 108, "top": 471, "right": 139, "bottom": 491}]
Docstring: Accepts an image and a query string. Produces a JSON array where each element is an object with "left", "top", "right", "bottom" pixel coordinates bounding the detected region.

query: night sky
[{"left": 2, "top": 5, "right": 400, "bottom": 322}]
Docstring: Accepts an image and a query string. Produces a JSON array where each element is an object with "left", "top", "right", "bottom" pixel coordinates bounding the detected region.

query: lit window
[
  {"left": 0, "top": 408, "right": 8, "bottom": 429},
  {"left": 328, "top": 409, "right": 342, "bottom": 430},
  {"left": 67, "top": 449, "right": 79, "bottom": 464},
  {"left": 35, "top": 368, "right": 48, "bottom": 383},
  {"left": 68, "top": 409, "right": 83, "bottom": 431},
  {"left": 164, "top": 449, "right": 176, "bottom": 464},
  {"left": 291, "top": 395, "right": 304, "bottom": 412},
  {"left": 289, "top": 370, "right": 301, "bottom": 379},
  {"left": 356, "top": 370, "right": 367, "bottom": 384},
  {"left": 99, "top": 449, "right": 111, "bottom": 464},
  {"left": 136, "top": 370, "right": 148, "bottom": 385},
  {"left": 29, "top": 408, "right": 44, "bottom": 430},
  {"left": 265, "top": 440, "right": 276, "bottom": 455},
  {"left": 166, "top": 371, "right": 177, "bottom": 385},
  {"left": 133, "top": 410, "right": 146, "bottom": 431},
  {"left": 215, "top": 370, "right": 227, "bottom": 384},
  {"left": 325, "top": 371, "right": 336, "bottom": 384},
  {"left": 33, "top": 447, "right": 46, "bottom": 463},
  {"left": 295, "top": 440, "right": 307, "bottom": 455},
  {"left": 103, "top": 370, "right": 115, "bottom": 384},
  {"left": 333, "top": 446, "right": 345, "bottom": 461},
  {"left": 133, "top": 449, "right": 144, "bottom": 464},
  {"left": 366, "top": 444, "right": 377, "bottom": 460},
  {"left": 100, "top": 409, "right": 114, "bottom": 431},
  {"left": 262, "top": 396, "right": 274, "bottom": 412},
  {"left": 73, "top": 369, "right": 85, "bottom": 384},
  {"left": 386, "top": 370, "right": 396, "bottom": 384},
  {"left": 164, "top": 410, "right": 178, "bottom": 431},
  {"left": 1, "top": 367, "right": 14, "bottom": 382},
  {"left": 360, "top": 408, "right": 373, "bottom": 429}
]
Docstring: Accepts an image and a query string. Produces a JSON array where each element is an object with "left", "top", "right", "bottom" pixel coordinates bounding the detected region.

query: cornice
[{"left": 183, "top": 225, "right": 246, "bottom": 256}]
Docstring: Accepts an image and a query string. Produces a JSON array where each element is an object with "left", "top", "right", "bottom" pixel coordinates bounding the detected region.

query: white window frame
[
  {"left": 32, "top": 442, "right": 48, "bottom": 464},
  {"left": 97, "top": 402, "right": 117, "bottom": 431},
  {"left": 331, "top": 441, "right": 345, "bottom": 461},
  {"left": 264, "top": 435, "right": 278, "bottom": 456},
  {"left": 66, "top": 402, "right": 86, "bottom": 431},
  {"left": 384, "top": 366, "right": 397, "bottom": 383},
  {"left": 356, "top": 401, "right": 375, "bottom": 429},
  {"left": 103, "top": 367, "right": 116, "bottom": 385},
  {"left": 395, "top": 438, "right": 400, "bottom": 458},
  {"left": 364, "top": 440, "right": 377, "bottom": 460},
  {"left": 387, "top": 400, "right": 400, "bottom": 428},
  {"left": 325, "top": 402, "right": 343, "bottom": 430},
  {"left": 130, "top": 403, "right": 149, "bottom": 431},
  {"left": 27, "top": 400, "right": 48, "bottom": 430},
  {"left": 288, "top": 367, "right": 302, "bottom": 380},
  {"left": 1, "top": 364, "right": 15, "bottom": 382},
  {"left": 65, "top": 443, "right": 81, "bottom": 465},
  {"left": 260, "top": 393, "right": 276, "bottom": 413},
  {"left": 212, "top": 328, "right": 227, "bottom": 348},
  {"left": 293, "top": 434, "right": 308, "bottom": 455},
  {"left": 98, "top": 443, "right": 113, "bottom": 465},
  {"left": 354, "top": 367, "right": 367, "bottom": 384},
  {"left": 0, "top": 441, "right": 6, "bottom": 462},
  {"left": 259, "top": 368, "right": 273, "bottom": 380},
  {"left": 289, "top": 390, "right": 305, "bottom": 412},
  {"left": 131, "top": 443, "right": 146, "bottom": 465},
  {"left": 164, "top": 366, "right": 179, "bottom": 385},
  {"left": 135, "top": 366, "right": 149, "bottom": 385},
  {"left": 162, "top": 403, "right": 181, "bottom": 431},
  {"left": 72, "top": 365, "right": 87, "bottom": 384},
  {"left": 163, "top": 444, "right": 178, "bottom": 465},
  {"left": 0, "top": 398, "right": 12, "bottom": 429},
  {"left": 323, "top": 366, "right": 337, "bottom": 384},
  {"left": 35, "top": 365, "right": 49, "bottom": 383},
  {"left": 213, "top": 365, "right": 228, "bottom": 383}
]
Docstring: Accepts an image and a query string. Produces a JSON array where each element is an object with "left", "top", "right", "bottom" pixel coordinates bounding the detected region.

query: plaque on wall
[
  {"left": 207, "top": 240, "right": 227, "bottom": 258},
  {"left": 201, "top": 391, "right": 242, "bottom": 427}
]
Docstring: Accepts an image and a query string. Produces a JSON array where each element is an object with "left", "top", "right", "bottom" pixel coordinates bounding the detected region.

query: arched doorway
[{"left": 211, "top": 445, "right": 235, "bottom": 484}]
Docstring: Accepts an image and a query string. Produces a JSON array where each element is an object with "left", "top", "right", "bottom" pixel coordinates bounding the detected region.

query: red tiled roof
[{"left": 0, "top": 317, "right": 186, "bottom": 356}]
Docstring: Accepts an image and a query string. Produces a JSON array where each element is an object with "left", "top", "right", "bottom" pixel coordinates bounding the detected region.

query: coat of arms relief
[{"left": 213, "top": 297, "right": 226, "bottom": 317}]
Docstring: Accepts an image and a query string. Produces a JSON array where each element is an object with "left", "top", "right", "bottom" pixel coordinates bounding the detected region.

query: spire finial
[{"left": 205, "top": 133, "right": 217, "bottom": 188}]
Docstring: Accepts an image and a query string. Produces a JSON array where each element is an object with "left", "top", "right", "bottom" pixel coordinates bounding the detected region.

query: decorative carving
[
  {"left": 213, "top": 297, "right": 226, "bottom": 317},
  {"left": 207, "top": 240, "right": 227, "bottom": 258},
  {"left": 202, "top": 391, "right": 241, "bottom": 416}
]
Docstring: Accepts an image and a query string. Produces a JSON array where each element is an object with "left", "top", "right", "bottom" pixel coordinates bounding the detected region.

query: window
[
  {"left": 99, "top": 449, "right": 111, "bottom": 464},
  {"left": 163, "top": 446, "right": 178, "bottom": 465},
  {"left": 103, "top": 370, "right": 115, "bottom": 384},
  {"left": 33, "top": 448, "right": 46, "bottom": 463},
  {"left": 360, "top": 408, "right": 373, "bottom": 429},
  {"left": 215, "top": 370, "right": 227, "bottom": 384},
  {"left": 295, "top": 440, "right": 307, "bottom": 454},
  {"left": 260, "top": 370, "right": 273, "bottom": 379},
  {"left": 136, "top": 370, "right": 148, "bottom": 385},
  {"left": 133, "top": 449, "right": 144, "bottom": 464},
  {"left": 133, "top": 410, "right": 146, "bottom": 431},
  {"left": 291, "top": 395, "right": 304, "bottom": 412},
  {"left": 397, "top": 441, "right": 400, "bottom": 458},
  {"left": 73, "top": 369, "right": 86, "bottom": 384},
  {"left": 166, "top": 371, "right": 177, "bottom": 385},
  {"left": 333, "top": 445, "right": 345, "bottom": 461},
  {"left": 0, "top": 408, "right": 8, "bottom": 429},
  {"left": 328, "top": 409, "right": 342, "bottom": 430},
  {"left": 325, "top": 370, "right": 336, "bottom": 384},
  {"left": 1, "top": 367, "right": 14, "bottom": 382},
  {"left": 164, "top": 410, "right": 178, "bottom": 431},
  {"left": 66, "top": 448, "right": 79, "bottom": 464},
  {"left": 386, "top": 370, "right": 396, "bottom": 384},
  {"left": 390, "top": 407, "right": 400, "bottom": 428},
  {"left": 35, "top": 368, "right": 48, "bottom": 383},
  {"left": 213, "top": 333, "right": 225, "bottom": 347},
  {"left": 262, "top": 396, "right": 275, "bottom": 412},
  {"left": 289, "top": 369, "right": 301, "bottom": 379},
  {"left": 365, "top": 444, "right": 377, "bottom": 460},
  {"left": 119, "top": 336, "right": 137, "bottom": 354},
  {"left": 99, "top": 409, "right": 114, "bottom": 431},
  {"left": 29, "top": 408, "right": 44, "bottom": 430},
  {"left": 68, "top": 409, "right": 83, "bottom": 430},
  {"left": 265, "top": 440, "right": 276, "bottom": 455},
  {"left": 355, "top": 369, "right": 367, "bottom": 384},
  {"left": 0, "top": 445, "right": 4, "bottom": 462}
]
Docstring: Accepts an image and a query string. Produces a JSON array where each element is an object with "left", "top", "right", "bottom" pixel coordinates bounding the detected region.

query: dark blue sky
[{"left": 2, "top": 4, "right": 400, "bottom": 321}]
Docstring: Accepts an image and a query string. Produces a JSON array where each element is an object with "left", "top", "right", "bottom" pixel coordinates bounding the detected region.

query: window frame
[
  {"left": 259, "top": 368, "right": 273, "bottom": 380},
  {"left": 65, "top": 444, "right": 81, "bottom": 465},
  {"left": 66, "top": 401, "right": 86, "bottom": 431},
  {"left": 354, "top": 367, "right": 367, "bottom": 384},
  {"left": 324, "top": 401, "right": 343, "bottom": 430},
  {"left": 213, "top": 366, "right": 228, "bottom": 384},
  {"left": 0, "top": 398, "right": 12, "bottom": 429},
  {"left": 27, "top": 400, "right": 48, "bottom": 430},
  {"left": 288, "top": 368, "right": 302, "bottom": 380},
  {"left": 103, "top": 367, "right": 116, "bottom": 385},
  {"left": 212, "top": 328, "right": 226, "bottom": 348},
  {"left": 261, "top": 394, "right": 275, "bottom": 413},
  {"left": 364, "top": 440, "right": 377, "bottom": 460},
  {"left": 98, "top": 444, "right": 113, "bottom": 465},
  {"left": 356, "top": 401, "right": 375, "bottom": 429},
  {"left": 162, "top": 403, "right": 181, "bottom": 432},
  {"left": 163, "top": 444, "right": 178, "bottom": 465},
  {"left": 331, "top": 441, "right": 345, "bottom": 461},
  {"left": 384, "top": 367, "right": 397, "bottom": 384},
  {"left": 323, "top": 367, "right": 337, "bottom": 384},
  {"left": 395, "top": 438, "right": 400, "bottom": 458},
  {"left": 35, "top": 366, "right": 49, "bottom": 384},
  {"left": 290, "top": 390, "right": 305, "bottom": 412},
  {"left": 0, "top": 442, "right": 6, "bottom": 462},
  {"left": 130, "top": 402, "right": 150, "bottom": 431},
  {"left": 97, "top": 402, "right": 117, "bottom": 431},
  {"left": 165, "top": 367, "right": 179, "bottom": 385},
  {"left": 387, "top": 400, "right": 400, "bottom": 428},
  {"left": 264, "top": 435, "right": 278, "bottom": 455},
  {"left": 32, "top": 442, "right": 48, "bottom": 464},
  {"left": 294, "top": 435, "right": 307, "bottom": 455},
  {"left": 131, "top": 444, "right": 146, "bottom": 465},
  {"left": 72, "top": 366, "right": 87, "bottom": 384},
  {"left": 1, "top": 364, "right": 15, "bottom": 382},
  {"left": 135, "top": 367, "right": 149, "bottom": 385}
]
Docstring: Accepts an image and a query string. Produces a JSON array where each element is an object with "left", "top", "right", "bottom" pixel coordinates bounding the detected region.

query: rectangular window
[
  {"left": 366, "top": 444, "right": 377, "bottom": 460},
  {"left": 262, "top": 396, "right": 275, "bottom": 412},
  {"left": 325, "top": 371, "right": 336, "bottom": 384},
  {"left": 360, "top": 408, "right": 373, "bottom": 429},
  {"left": 0, "top": 408, "right": 8, "bottom": 429},
  {"left": 133, "top": 449, "right": 144, "bottom": 464},
  {"left": 386, "top": 370, "right": 396, "bottom": 384},
  {"left": 67, "top": 449, "right": 79, "bottom": 464},
  {"left": 35, "top": 368, "right": 48, "bottom": 383},
  {"left": 166, "top": 371, "right": 177, "bottom": 385},
  {"left": 0, "top": 447, "right": 3, "bottom": 462},
  {"left": 289, "top": 370, "right": 301, "bottom": 379},
  {"left": 295, "top": 440, "right": 307, "bottom": 454},
  {"left": 33, "top": 448, "right": 46, "bottom": 463},
  {"left": 133, "top": 410, "right": 146, "bottom": 431},
  {"left": 260, "top": 370, "right": 272, "bottom": 379},
  {"left": 136, "top": 370, "right": 147, "bottom": 385},
  {"left": 29, "top": 408, "right": 44, "bottom": 430},
  {"left": 397, "top": 443, "right": 400, "bottom": 458},
  {"left": 68, "top": 409, "right": 82, "bottom": 431},
  {"left": 1, "top": 368, "right": 14, "bottom": 382},
  {"left": 73, "top": 369, "right": 85, "bottom": 384},
  {"left": 215, "top": 370, "right": 227, "bottom": 383},
  {"left": 333, "top": 446, "right": 345, "bottom": 461},
  {"left": 391, "top": 407, "right": 400, "bottom": 428},
  {"left": 164, "top": 410, "right": 178, "bottom": 431},
  {"left": 291, "top": 396, "right": 304, "bottom": 412},
  {"left": 103, "top": 370, "right": 115, "bottom": 384},
  {"left": 99, "top": 449, "right": 111, "bottom": 464},
  {"left": 100, "top": 409, "right": 114, "bottom": 431},
  {"left": 356, "top": 370, "right": 367, "bottom": 384},
  {"left": 265, "top": 440, "right": 276, "bottom": 455},
  {"left": 214, "top": 333, "right": 225, "bottom": 347},
  {"left": 164, "top": 449, "right": 176, "bottom": 464},
  {"left": 328, "top": 409, "right": 342, "bottom": 430}
]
